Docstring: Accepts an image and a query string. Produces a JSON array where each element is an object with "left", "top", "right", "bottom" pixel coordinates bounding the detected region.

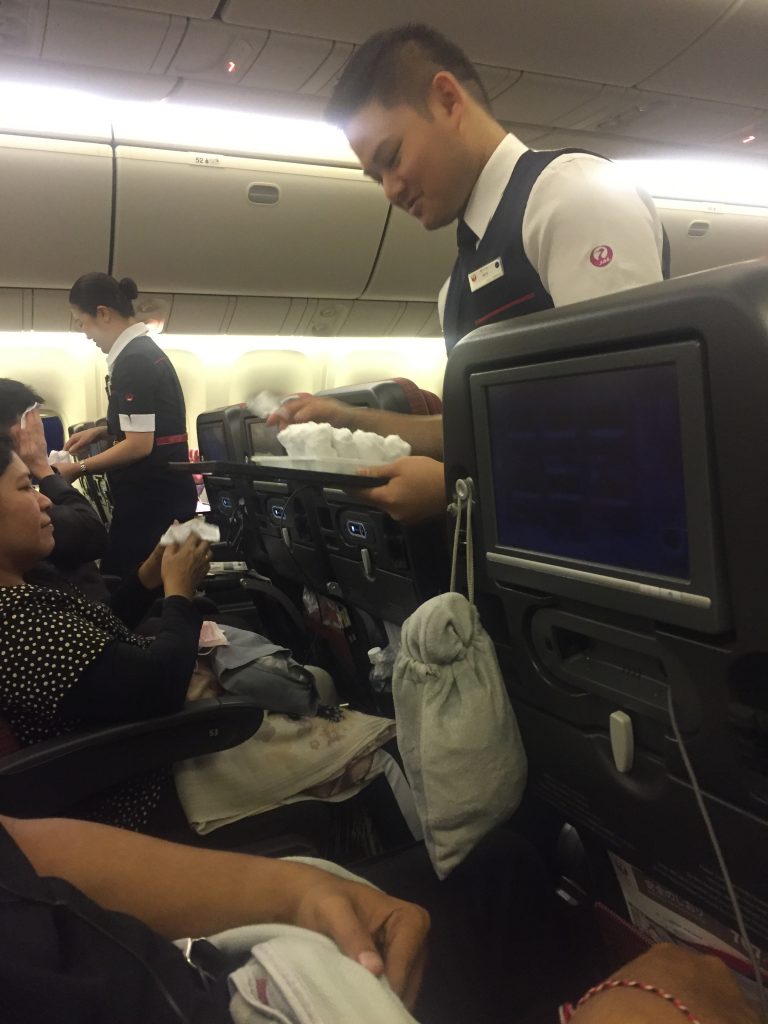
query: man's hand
[
  {"left": 12, "top": 408, "right": 51, "bottom": 478},
  {"left": 267, "top": 395, "right": 356, "bottom": 430},
  {"left": 64, "top": 424, "right": 108, "bottom": 456},
  {"left": 353, "top": 456, "right": 447, "bottom": 525},
  {"left": 160, "top": 532, "right": 212, "bottom": 599},
  {"left": 288, "top": 872, "right": 430, "bottom": 1009}
]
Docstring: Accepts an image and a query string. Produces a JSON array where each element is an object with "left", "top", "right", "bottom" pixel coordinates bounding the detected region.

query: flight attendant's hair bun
[{"left": 118, "top": 278, "right": 139, "bottom": 301}]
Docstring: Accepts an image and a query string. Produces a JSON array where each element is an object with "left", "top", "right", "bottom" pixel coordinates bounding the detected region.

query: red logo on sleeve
[
  {"left": 124, "top": 393, "right": 134, "bottom": 402},
  {"left": 590, "top": 245, "right": 614, "bottom": 268}
]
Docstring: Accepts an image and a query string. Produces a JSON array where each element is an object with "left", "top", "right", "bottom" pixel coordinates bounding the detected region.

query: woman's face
[
  {"left": 70, "top": 304, "right": 119, "bottom": 354},
  {"left": 0, "top": 454, "right": 54, "bottom": 581}
]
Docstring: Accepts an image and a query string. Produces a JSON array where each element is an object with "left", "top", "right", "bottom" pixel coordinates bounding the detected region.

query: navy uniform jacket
[
  {"left": 443, "top": 149, "right": 671, "bottom": 353},
  {"left": 106, "top": 334, "right": 192, "bottom": 497}
]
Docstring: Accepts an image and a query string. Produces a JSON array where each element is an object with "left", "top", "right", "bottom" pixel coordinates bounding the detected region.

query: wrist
[{"left": 29, "top": 460, "right": 53, "bottom": 479}]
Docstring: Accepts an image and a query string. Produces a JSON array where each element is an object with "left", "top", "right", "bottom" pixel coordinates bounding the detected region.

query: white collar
[
  {"left": 462, "top": 133, "right": 529, "bottom": 244},
  {"left": 106, "top": 322, "right": 149, "bottom": 372}
]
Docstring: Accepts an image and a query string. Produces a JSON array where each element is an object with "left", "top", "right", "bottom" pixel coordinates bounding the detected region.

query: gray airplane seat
[
  {"left": 442, "top": 260, "right": 768, "bottom": 974},
  {"left": 310, "top": 378, "right": 449, "bottom": 628},
  {"left": 67, "top": 419, "right": 113, "bottom": 527},
  {"left": 239, "top": 380, "right": 451, "bottom": 713}
]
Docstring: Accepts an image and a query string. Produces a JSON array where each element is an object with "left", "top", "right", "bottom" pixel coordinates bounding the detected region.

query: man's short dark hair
[
  {"left": 327, "top": 23, "right": 492, "bottom": 126},
  {"left": 0, "top": 379, "right": 43, "bottom": 431}
]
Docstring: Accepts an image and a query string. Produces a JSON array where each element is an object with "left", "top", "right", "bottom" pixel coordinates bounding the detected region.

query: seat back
[{"left": 443, "top": 260, "right": 768, "bottom": 951}]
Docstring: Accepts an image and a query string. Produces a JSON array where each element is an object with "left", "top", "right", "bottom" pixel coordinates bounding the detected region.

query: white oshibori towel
[
  {"left": 193, "top": 858, "right": 419, "bottom": 1024},
  {"left": 393, "top": 591, "right": 527, "bottom": 879},
  {"left": 174, "top": 710, "right": 396, "bottom": 834}
]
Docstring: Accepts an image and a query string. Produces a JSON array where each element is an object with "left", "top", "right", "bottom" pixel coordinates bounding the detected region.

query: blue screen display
[
  {"left": 198, "top": 421, "right": 228, "bottom": 462},
  {"left": 487, "top": 363, "right": 690, "bottom": 579}
]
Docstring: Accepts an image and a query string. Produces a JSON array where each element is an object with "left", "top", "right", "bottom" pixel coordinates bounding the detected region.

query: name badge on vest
[{"left": 468, "top": 258, "right": 504, "bottom": 292}]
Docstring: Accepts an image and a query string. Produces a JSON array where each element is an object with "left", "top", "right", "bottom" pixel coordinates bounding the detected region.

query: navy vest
[{"left": 443, "top": 148, "right": 671, "bottom": 353}]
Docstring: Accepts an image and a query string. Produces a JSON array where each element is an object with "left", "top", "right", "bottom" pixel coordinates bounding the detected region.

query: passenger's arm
[
  {"left": 40, "top": 477, "right": 110, "bottom": 565},
  {"left": 60, "top": 535, "right": 210, "bottom": 721},
  {"left": 352, "top": 456, "right": 448, "bottom": 525},
  {"left": 569, "top": 944, "right": 759, "bottom": 1024},
  {"left": 268, "top": 396, "right": 445, "bottom": 460},
  {"left": 59, "top": 595, "right": 202, "bottom": 721},
  {"left": 1, "top": 815, "right": 429, "bottom": 1008}
]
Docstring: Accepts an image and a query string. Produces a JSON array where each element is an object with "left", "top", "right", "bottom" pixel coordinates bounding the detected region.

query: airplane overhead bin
[
  {"left": 112, "top": 146, "right": 390, "bottom": 298},
  {"left": 0, "top": 135, "right": 112, "bottom": 290}
]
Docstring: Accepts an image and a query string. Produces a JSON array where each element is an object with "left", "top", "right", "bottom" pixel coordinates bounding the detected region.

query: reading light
[
  {"left": 0, "top": 79, "right": 358, "bottom": 165},
  {"left": 742, "top": 135, "right": 756, "bottom": 144}
]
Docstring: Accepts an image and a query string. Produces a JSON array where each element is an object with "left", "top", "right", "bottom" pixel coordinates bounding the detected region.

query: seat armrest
[{"left": 0, "top": 697, "right": 263, "bottom": 817}]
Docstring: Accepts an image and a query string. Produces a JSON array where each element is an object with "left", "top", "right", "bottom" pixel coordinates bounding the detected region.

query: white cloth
[
  {"left": 277, "top": 422, "right": 410, "bottom": 462},
  {"left": 393, "top": 592, "right": 527, "bottom": 879},
  {"left": 192, "top": 858, "right": 419, "bottom": 1024},
  {"left": 438, "top": 132, "right": 664, "bottom": 323},
  {"left": 174, "top": 709, "right": 396, "bottom": 834},
  {"left": 159, "top": 519, "right": 220, "bottom": 546}
]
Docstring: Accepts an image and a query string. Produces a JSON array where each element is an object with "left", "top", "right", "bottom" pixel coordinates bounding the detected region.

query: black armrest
[{"left": 0, "top": 696, "right": 264, "bottom": 817}]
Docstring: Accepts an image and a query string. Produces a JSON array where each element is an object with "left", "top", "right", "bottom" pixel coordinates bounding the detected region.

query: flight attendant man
[{"left": 270, "top": 24, "right": 669, "bottom": 523}]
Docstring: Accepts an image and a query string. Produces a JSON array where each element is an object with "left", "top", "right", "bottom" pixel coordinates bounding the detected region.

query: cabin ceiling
[{"left": 0, "top": 0, "right": 766, "bottom": 162}]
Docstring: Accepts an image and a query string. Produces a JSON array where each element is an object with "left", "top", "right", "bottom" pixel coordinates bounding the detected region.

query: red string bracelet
[{"left": 558, "top": 978, "right": 702, "bottom": 1023}]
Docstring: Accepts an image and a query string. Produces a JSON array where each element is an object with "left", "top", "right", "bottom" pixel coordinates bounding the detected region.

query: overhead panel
[
  {"left": 364, "top": 208, "right": 455, "bottom": 303},
  {"left": 476, "top": 64, "right": 522, "bottom": 100},
  {"left": 493, "top": 73, "right": 603, "bottom": 125},
  {"left": 339, "top": 301, "right": 404, "bottom": 337},
  {"left": 113, "top": 147, "right": 389, "bottom": 298},
  {"left": 0, "top": 290, "right": 25, "bottom": 331},
  {"left": 227, "top": 296, "right": 293, "bottom": 334},
  {"left": 419, "top": 307, "right": 442, "bottom": 338},
  {"left": 33, "top": 290, "right": 72, "bottom": 331},
  {"left": 167, "top": 20, "right": 268, "bottom": 84},
  {"left": 216, "top": 0, "right": 732, "bottom": 88},
  {"left": 300, "top": 40, "right": 353, "bottom": 96},
  {"left": 0, "top": 135, "right": 111, "bottom": 288},
  {"left": 240, "top": 32, "right": 334, "bottom": 92},
  {"left": 86, "top": 0, "right": 220, "bottom": 16},
  {"left": 642, "top": 0, "right": 768, "bottom": 108},
  {"left": 43, "top": 0, "right": 185, "bottom": 73},
  {"left": 0, "top": 55, "right": 177, "bottom": 105},
  {"left": 389, "top": 302, "right": 437, "bottom": 338},
  {"left": 563, "top": 89, "right": 761, "bottom": 145},
  {"left": 0, "top": 0, "right": 47, "bottom": 57},
  {"left": 165, "top": 295, "right": 231, "bottom": 333},
  {"left": 530, "top": 127, "right": 689, "bottom": 160}
]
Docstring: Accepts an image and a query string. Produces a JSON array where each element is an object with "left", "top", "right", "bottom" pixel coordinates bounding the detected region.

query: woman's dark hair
[
  {"left": 0, "top": 433, "right": 15, "bottom": 476},
  {"left": 327, "top": 23, "right": 491, "bottom": 126},
  {"left": 0, "top": 379, "right": 44, "bottom": 431},
  {"left": 69, "top": 273, "right": 139, "bottom": 318}
]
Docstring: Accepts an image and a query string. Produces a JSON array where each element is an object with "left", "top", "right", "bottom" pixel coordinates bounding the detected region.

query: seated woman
[{"left": 0, "top": 435, "right": 211, "bottom": 828}]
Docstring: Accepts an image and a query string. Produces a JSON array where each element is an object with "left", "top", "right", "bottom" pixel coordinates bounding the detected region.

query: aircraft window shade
[
  {"left": 247, "top": 183, "right": 280, "bottom": 205},
  {"left": 41, "top": 414, "right": 65, "bottom": 454}
]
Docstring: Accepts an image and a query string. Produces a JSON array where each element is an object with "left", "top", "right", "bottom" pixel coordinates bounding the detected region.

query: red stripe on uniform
[
  {"left": 155, "top": 433, "right": 188, "bottom": 446},
  {"left": 475, "top": 292, "right": 536, "bottom": 325}
]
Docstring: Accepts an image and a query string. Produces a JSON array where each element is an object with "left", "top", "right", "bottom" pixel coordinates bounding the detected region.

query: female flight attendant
[{"left": 61, "top": 273, "right": 197, "bottom": 577}]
